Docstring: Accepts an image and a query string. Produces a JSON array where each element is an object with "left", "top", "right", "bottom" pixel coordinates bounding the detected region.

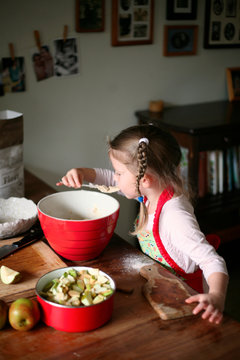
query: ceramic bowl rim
[{"left": 37, "top": 190, "right": 120, "bottom": 222}]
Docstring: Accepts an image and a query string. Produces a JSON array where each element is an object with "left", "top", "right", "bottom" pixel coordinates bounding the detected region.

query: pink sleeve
[{"left": 94, "top": 168, "right": 116, "bottom": 187}]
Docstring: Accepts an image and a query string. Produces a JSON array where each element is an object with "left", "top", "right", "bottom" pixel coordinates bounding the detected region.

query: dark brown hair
[{"left": 109, "top": 125, "right": 185, "bottom": 234}]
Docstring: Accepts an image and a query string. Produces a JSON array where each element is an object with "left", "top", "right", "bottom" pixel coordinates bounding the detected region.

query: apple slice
[{"left": 0, "top": 265, "right": 21, "bottom": 284}]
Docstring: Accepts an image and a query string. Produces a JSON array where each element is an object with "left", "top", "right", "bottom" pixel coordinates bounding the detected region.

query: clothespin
[
  {"left": 8, "top": 43, "right": 15, "bottom": 61},
  {"left": 63, "top": 25, "right": 68, "bottom": 42},
  {"left": 34, "top": 30, "right": 41, "bottom": 51}
]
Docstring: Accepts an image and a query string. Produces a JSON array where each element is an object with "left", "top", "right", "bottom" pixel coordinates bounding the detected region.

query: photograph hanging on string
[
  {"left": 31, "top": 45, "right": 54, "bottom": 82},
  {"left": 53, "top": 38, "right": 79, "bottom": 76},
  {"left": 1, "top": 57, "right": 25, "bottom": 92}
]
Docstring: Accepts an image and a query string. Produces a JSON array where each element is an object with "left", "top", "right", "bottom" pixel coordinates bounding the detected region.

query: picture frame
[
  {"left": 204, "top": 0, "right": 240, "bottom": 49},
  {"left": 75, "top": 0, "right": 105, "bottom": 32},
  {"left": 111, "top": 0, "right": 154, "bottom": 46},
  {"left": 226, "top": 67, "right": 240, "bottom": 102},
  {"left": 166, "top": 0, "right": 197, "bottom": 20},
  {"left": 163, "top": 25, "right": 198, "bottom": 56}
]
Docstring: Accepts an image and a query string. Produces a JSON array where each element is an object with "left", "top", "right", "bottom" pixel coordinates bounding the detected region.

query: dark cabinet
[{"left": 136, "top": 100, "right": 240, "bottom": 243}]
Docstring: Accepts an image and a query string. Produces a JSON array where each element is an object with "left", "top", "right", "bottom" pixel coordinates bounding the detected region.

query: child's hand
[
  {"left": 56, "top": 168, "right": 84, "bottom": 188},
  {"left": 185, "top": 292, "right": 224, "bottom": 324}
]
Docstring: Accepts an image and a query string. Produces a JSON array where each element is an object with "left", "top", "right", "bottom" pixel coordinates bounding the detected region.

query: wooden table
[{"left": 1, "top": 170, "right": 240, "bottom": 360}]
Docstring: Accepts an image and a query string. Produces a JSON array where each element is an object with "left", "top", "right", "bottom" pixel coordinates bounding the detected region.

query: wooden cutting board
[
  {"left": 0, "top": 237, "right": 66, "bottom": 303},
  {"left": 140, "top": 263, "right": 197, "bottom": 320}
]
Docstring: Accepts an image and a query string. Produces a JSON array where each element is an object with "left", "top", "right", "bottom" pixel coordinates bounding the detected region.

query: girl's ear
[{"left": 141, "top": 174, "right": 152, "bottom": 188}]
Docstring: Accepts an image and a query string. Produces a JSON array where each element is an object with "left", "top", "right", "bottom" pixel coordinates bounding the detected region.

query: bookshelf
[{"left": 135, "top": 100, "right": 240, "bottom": 243}]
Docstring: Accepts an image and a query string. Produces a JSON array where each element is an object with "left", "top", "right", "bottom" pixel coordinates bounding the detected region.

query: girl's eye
[{"left": 115, "top": 172, "right": 121, "bottom": 176}]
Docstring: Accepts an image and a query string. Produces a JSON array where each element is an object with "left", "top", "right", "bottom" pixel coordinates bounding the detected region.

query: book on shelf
[
  {"left": 197, "top": 147, "right": 240, "bottom": 196},
  {"left": 207, "top": 151, "right": 218, "bottom": 195},
  {"left": 232, "top": 146, "right": 240, "bottom": 189},
  {"left": 226, "top": 148, "right": 233, "bottom": 191},
  {"left": 238, "top": 146, "right": 240, "bottom": 187},
  {"left": 180, "top": 147, "right": 188, "bottom": 190},
  {"left": 218, "top": 150, "right": 224, "bottom": 193},
  {"left": 198, "top": 151, "right": 208, "bottom": 197}
]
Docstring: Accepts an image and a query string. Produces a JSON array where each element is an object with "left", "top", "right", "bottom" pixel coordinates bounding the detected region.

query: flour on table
[{"left": 121, "top": 254, "right": 155, "bottom": 272}]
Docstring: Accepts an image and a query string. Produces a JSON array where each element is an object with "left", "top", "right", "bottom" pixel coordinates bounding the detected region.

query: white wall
[{"left": 1, "top": 0, "right": 240, "bottom": 245}]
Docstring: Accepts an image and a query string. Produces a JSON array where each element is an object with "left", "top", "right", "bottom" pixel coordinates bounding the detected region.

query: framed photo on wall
[
  {"left": 111, "top": 0, "right": 154, "bottom": 46},
  {"left": 166, "top": 0, "right": 197, "bottom": 20},
  {"left": 226, "top": 67, "right": 240, "bottom": 102},
  {"left": 204, "top": 0, "right": 240, "bottom": 48},
  {"left": 163, "top": 25, "right": 198, "bottom": 56},
  {"left": 75, "top": 0, "right": 105, "bottom": 32}
]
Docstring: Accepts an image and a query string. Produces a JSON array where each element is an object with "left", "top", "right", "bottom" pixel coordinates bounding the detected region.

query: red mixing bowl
[
  {"left": 37, "top": 190, "right": 120, "bottom": 261},
  {"left": 36, "top": 266, "right": 116, "bottom": 332}
]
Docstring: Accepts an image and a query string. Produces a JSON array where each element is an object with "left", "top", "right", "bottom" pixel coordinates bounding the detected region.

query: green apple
[
  {"left": 81, "top": 290, "right": 93, "bottom": 306},
  {"left": 0, "top": 299, "right": 8, "bottom": 330},
  {"left": 9, "top": 298, "right": 40, "bottom": 331},
  {"left": 0, "top": 265, "right": 21, "bottom": 284}
]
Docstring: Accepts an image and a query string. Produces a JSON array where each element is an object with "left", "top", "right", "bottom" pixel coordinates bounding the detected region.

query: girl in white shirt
[{"left": 57, "top": 125, "right": 228, "bottom": 325}]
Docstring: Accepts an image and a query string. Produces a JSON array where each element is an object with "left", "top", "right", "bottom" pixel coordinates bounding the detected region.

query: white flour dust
[{"left": 121, "top": 253, "right": 155, "bottom": 272}]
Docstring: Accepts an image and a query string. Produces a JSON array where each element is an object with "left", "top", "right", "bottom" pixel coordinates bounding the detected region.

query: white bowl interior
[
  {"left": 37, "top": 190, "right": 119, "bottom": 221},
  {"left": 36, "top": 266, "right": 116, "bottom": 308}
]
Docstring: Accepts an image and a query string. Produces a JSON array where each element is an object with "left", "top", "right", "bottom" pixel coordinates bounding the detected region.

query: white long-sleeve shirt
[{"left": 94, "top": 168, "right": 228, "bottom": 282}]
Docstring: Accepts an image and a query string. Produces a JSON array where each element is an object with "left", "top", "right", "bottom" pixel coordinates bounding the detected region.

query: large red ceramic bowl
[
  {"left": 37, "top": 190, "right": 120, "bottom": 261},
  {"left": 36, "top": 266, "right": 116, "bottom": 332}
]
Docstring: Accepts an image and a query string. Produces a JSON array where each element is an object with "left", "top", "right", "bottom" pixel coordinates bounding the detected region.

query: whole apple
[
  {"left": 9, "top": 298, "right": 40, "bottom": 331},
  {"left": 0, "top": 299, "right": 8, "bottom": 330}
]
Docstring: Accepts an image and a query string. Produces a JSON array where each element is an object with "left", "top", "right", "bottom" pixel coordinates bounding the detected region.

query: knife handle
[{"left": 12, "top": 228, "right": 43, "bottom": 247}]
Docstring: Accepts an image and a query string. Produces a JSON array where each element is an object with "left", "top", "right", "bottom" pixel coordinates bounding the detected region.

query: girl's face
[{"left": 109, "top": 152, "right": 138, "bottom": 199}]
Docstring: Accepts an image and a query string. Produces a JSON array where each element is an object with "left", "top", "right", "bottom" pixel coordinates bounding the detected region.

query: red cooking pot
[{"left": 36, "top": 266, "right": 116, "bottom": 332}]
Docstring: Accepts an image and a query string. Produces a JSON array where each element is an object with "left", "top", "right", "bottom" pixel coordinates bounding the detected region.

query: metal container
[{"left": 36, "top": 266, "right": 116, "bottom": 332}]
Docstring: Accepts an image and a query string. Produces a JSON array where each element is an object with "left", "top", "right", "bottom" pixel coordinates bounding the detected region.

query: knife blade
[{"left": 0, "top": 224, "right": 44, "bottom": 260}]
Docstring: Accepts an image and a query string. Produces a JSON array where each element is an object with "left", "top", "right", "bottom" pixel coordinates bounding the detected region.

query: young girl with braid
[{"left": 57, "top": 125, "right": 228, "bottom": 325}]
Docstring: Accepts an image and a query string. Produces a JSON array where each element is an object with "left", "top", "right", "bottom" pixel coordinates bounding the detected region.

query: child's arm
[
  {"left": 185, "top": 272, "right": 229, "bottom": 324},
  {"left": 56, "top": 168, "right": 96, "bottom": 188}
]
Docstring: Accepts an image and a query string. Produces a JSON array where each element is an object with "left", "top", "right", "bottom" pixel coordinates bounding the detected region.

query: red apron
[{"left": 152, "top": 188, "right": 220, "bottom": 293}]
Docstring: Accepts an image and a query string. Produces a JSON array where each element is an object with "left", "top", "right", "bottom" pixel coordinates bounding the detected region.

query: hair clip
[
  {"left": 139, "top": 137, "right": 149, "bottom": 145},
  {"left": 138, "top": 196, "right": 144, "bottom": 203}
]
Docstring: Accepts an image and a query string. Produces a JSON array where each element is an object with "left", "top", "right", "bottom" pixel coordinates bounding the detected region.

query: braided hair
[
  {"left": 109, "top": 125, "right": 184, "bottom": 234},
  {"left": 136, "top": 139, "right": 148, "bottom": 198}
]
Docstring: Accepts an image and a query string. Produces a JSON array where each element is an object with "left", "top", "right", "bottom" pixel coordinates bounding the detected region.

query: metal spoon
[
  {"left": 82, "top": 183, "right": 119, "bottom": 193},
  {"left": 57, "top": 180, "right": 119, "bottom": 194}
]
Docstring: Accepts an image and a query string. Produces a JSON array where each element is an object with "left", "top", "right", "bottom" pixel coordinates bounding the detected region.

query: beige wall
[{"left": 1, "top": 0, "right": 240, "bottom": 244}]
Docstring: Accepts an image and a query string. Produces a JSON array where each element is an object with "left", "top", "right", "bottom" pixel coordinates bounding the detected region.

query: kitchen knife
[{"left": 0, "top": 224, "right": 44, "bottom": 260}]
